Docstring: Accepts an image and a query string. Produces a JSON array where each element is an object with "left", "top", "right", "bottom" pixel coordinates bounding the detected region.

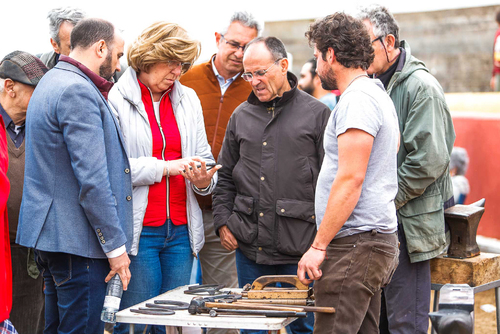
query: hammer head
[{"left": 188, "top": 297, "right": 207, "bottom": 314}]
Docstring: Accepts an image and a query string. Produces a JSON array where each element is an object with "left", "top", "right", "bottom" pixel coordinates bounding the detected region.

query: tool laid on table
[
  {"left": 239, "top": 275, "right": 312, "bottom": 299},
  {"left": 130, "top": 308, "right": 175, "bottom": 315},
  {"left": 129, "top": 300, "right": 190, "bottom": 316},
  {"left": 188, "top": 297, "right": 307, "bottom": 318},
  {"left": 229, "top": 301, "right": 334, "bottom": 313},
  {"left": 152, "top": 300, "right": 190, "bottom": 310},
  {"left": 184, "top": 284, "right": 227, "bottom": 296},
  {"left": 207, "top": 309, "right": 306, "bottom": 318}
]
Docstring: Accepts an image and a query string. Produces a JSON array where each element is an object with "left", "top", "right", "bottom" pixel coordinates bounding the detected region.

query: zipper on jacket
[
  {"left": 267, "top": 101, "right": 276, "bottom": 119},
  {"left": 148, "top": 88, "right": 170, "bottom": 219},
  {"left": 212, "top": 95, "right": 224, "bottom": 150}
]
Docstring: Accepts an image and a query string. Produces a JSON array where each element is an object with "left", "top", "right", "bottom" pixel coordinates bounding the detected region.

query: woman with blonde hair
[{"left": 109, "top": 22, "right": 220, "bottom": 334}]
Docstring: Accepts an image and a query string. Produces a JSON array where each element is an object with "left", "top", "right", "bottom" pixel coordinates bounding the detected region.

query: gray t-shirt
[{"left": 315, "top": 77, "right": 399, "bottom": 238}]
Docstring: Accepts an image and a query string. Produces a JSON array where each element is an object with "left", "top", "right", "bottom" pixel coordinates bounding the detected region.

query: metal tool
[
  {"left": 131, "top": 308, "right": 175, "bottom": 315},
  {"left": 231, "top": 298, "right": 311, "bottom": 305},
  {"left": 184, "top": 284, "right": 226, "bottom": 296},
  {"left": 152, "top": 300, "right": 190, "bottom": 310},
  {"left": 188, "top": 297, "right": 306, "bottom": 318},
  {"left": 429, "top": 284, "right": 474, "bottom": 334},
  {"left": 231, "top": 301, "right": 335, "bottom": 314},
  {"left": 207, "top": 309, "right": 307, "bottom": 318},
  {"left": 445, "top": 199, "right": 485, "bottom": 258}
]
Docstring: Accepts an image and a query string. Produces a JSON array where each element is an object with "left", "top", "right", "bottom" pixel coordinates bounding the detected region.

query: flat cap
[{"left": 0, "top": 51, "right": 49, "bottom": 86}]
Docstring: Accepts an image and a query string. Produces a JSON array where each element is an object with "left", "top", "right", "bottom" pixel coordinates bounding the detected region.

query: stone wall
[{"left": 264, "top": 5, "right": 500, "bottom": 92}]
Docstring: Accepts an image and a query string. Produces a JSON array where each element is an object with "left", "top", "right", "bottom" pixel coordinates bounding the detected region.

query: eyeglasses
[
  {"left": 241, "top": 59, "right": 283, "bottom": 82},
  {"left": 371, "top": 35, "right": 399, "bottom": 64},
  {"left": 220, "top": 35, "right": 246, "bottom": 52},
  {"left": 166, "top": 60, "right": 192, "bottom": 73}
]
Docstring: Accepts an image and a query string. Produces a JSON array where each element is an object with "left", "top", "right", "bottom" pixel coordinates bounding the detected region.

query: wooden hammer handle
[
  {"left": 205, "top": 302, "right": 301, "bottom": 312},
  {"left": 235, "top": 302, "right": 335, "bottom": 314}
]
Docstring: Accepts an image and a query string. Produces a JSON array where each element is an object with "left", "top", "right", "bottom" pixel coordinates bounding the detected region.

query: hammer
[
  {"left": 207, "top": 309, "right": 307, "bottom": 318},
  {"left": 188, "top": 297, "right": 306, "bottom": 317}
]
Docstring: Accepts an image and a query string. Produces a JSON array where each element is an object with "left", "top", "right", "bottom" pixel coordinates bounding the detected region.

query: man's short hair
[
  {"left": 70, "top": 18, "right": 115, "bottom": 51},
  {"left": 128, "top": 21, "right": 201, "bottom": 74},
  {"left": 245, "top": 37, "right": 287, "bottom": 61},
  {"left": 356, "top": 4, "right": 400, "bottom": 48},
  {"left": 306, "top": 58, "right": 317, "bottom": 78},
  {"left": 47, "top": 7, "right": 86, "bottom": 46},
  {"left": 306, "top": 13, "right": 374, "bottom": 70},
  {"left": 220, "top": 11, "right": 263, "bottom": 36}
]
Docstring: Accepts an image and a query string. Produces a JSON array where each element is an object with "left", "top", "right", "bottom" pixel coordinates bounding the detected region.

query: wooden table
[{"left": 115, "top": 285, "right": 298, "bottom": 333}]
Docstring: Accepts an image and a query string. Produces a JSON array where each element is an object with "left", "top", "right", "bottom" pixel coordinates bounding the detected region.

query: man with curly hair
[{"left": 297, "top": 12, "right": 400, "bottom": 333}]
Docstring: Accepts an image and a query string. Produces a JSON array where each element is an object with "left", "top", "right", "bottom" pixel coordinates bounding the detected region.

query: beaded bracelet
[{"left": 311, "top": 245, "right": 328, "bottom": 259}]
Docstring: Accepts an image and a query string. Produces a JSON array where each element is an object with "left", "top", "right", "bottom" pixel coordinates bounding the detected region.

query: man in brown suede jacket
[{"left": 180, "top": 13, "right": 259, "bottom": 333}]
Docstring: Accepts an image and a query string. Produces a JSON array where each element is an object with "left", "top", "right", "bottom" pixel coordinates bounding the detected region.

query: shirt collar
[
  {"left": 0, "top": 103, "right": 15, "bottom": 129},
  {"left": 211, "top": 55, "right": 241, "bottom": 84},
  {"left": 59, "top": 55, "right": 114, "bottom": 100}
]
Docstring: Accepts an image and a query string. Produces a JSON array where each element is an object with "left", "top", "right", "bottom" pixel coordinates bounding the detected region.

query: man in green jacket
[{"left": 357, "top": 5, "right": 455, "bottom": 333}]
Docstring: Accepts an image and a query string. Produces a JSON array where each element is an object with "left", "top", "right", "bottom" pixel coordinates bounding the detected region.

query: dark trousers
[
  {"left": 379, "top": 227, "right": 431, "bottom": 334},
  {"left": 313, "top": 230, "right": 399, "bottom": 334},
  {"left": 235, "top": 249, "right": 314, "bottom": 334},
  {"left": 35, "top": 250, "right": 109, "bottom": 334},
  {"left": 10, "top": 244, "right": 44, "bottom": 334}
]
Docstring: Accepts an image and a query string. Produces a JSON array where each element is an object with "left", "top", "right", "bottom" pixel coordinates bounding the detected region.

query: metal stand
[{"left": 431, "top": 279, "right": 500, "bottom": 334}]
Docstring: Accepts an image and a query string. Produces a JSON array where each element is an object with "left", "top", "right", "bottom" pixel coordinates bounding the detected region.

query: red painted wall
[{"left": 453, "top": 116, "right": 500, "bottom": 238}]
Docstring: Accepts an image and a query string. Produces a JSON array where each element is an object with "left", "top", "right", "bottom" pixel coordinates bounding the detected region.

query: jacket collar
[
  {"left": 59, "top": 55, "right": 114, "bottom": 99},
  {"left": 115, "top": 67, "right": 185, "bottom": 110},
  {"left": 247, "top": 71, "right": 298, "bottom": 107},
  {"left": 387, "top": 40, "right": 428, "bottom": 94}
]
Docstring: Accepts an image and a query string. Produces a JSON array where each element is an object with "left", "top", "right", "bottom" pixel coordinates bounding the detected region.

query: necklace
[{"left": 346, "top": 73, "right": 369, "bottom": 89}]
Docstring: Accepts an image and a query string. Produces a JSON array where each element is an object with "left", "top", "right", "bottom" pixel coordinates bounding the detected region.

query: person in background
[
  {"left": 356, "top": 5, "right": 455, "bottom": 333},
  {"left": 17, "top": 18, "right": 132, "bottom": 334},
  {"left": 180, "top": 13, "right": 260, "bottom": 312},
  {"left": 298, "top": 58, "right": 337, "bottom": 110},
  {"left": 450, "top": 147, "right": 470, "bottom": 204},
  {"left": 0, "top": 51, "right": 48, "bottom": 334},
  {"left": 108, "top": 21, "right": 219, "bottom": 334},
  {"left": 490, "top": 10, "right": 500, "bottom": 91},
  {"left": 38, "top": 7, "right": 86, "bottom": 69}
]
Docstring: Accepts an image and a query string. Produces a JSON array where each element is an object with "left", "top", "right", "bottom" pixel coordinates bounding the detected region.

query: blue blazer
[{"left": 17, "top": 61, "right": 133, "bottom": 259}]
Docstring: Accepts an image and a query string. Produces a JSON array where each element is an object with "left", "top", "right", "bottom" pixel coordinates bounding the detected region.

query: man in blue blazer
[{"left": 16, "top": 18, "right": 132, "bottom": 333}]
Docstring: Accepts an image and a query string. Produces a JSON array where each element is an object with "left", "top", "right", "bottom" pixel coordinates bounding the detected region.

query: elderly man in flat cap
[{"left": 0, "top": 50, "right": 48, "bottom": 334}]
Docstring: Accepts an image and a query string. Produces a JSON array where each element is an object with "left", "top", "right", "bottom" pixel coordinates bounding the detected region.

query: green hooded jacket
[{"left": 387, "top": 41, "right": 455, "bottom": 263}]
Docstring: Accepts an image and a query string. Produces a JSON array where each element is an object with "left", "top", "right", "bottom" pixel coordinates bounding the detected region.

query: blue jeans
[
  {"left": 115, "top": 219, "right": 194, "bottom": 334},
  {"left": 235, "top": 249, "right": 314, "bottom": 334},
  {"left": 35, "top": 250, "right": 109, "bottom": 334}
]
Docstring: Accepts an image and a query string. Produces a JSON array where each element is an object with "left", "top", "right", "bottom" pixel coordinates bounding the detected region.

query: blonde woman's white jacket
[{"left": 108, "top": 67, "right": 215, "bottom": 256}]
